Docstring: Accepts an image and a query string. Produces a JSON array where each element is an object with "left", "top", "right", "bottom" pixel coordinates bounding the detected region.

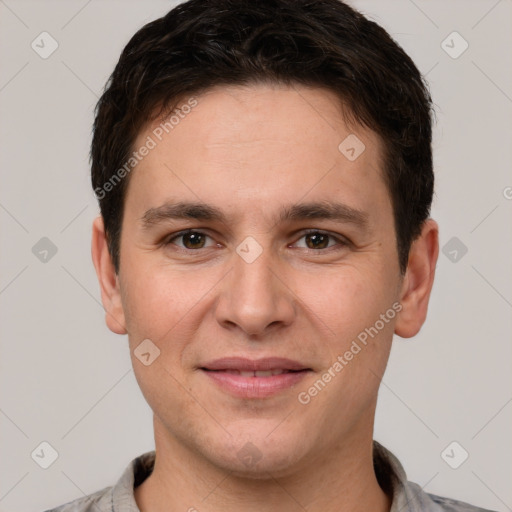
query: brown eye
[
  {"left": 293, "top": 230, "right": 346, "bottom": 251},
  {"left": 166, "top": 230, "right": 214, "bottom": 250}
]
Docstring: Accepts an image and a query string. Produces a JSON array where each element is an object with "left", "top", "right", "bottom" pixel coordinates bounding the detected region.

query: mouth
[
  {"left": 199, "top": 357, "right": 312, "bottom": 398},
  {"left": 203, "top": 368, "right": 305, "bottom": 377}
]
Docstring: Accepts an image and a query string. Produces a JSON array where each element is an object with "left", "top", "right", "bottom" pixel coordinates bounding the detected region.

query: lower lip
[{"left": 201, "top": 369, "right": 310, "bottom": 398}]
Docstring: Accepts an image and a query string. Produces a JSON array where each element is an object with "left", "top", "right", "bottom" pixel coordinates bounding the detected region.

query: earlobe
[
  {"left": 394, "top": 219, "right": 439, "bottom": 339},
  {"left": 91, "top": 216, "right": 127, "bottom": 335}
]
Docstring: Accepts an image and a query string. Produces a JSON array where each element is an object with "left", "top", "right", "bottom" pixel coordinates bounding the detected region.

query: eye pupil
[
  {"left": 306, "top": 233, "right": 329, "bottom": 249},
  {"left": 183, "top": 232, "right": 205, "bottom": 249}
]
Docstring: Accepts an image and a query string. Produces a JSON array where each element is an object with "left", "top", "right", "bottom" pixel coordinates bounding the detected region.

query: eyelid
[
  {"left": 290, "top": 228, "right": 350, "bottom": 249},
  {"left": 164, "top": 229, "right": 217, "bottom": 248},
  {"left": 163, "top": 228, "right": 350, "bottom": 251}
]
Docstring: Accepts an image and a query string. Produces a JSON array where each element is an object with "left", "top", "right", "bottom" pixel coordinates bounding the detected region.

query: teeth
[
  {"left": 269, "top": 369, "right": 287, "bottom": 376},
  {"left": 255, "top": 370, "right": 273, "bottom": 377},
  {"left": 223, "top": 369, "right": 290, "bottom": 377}
]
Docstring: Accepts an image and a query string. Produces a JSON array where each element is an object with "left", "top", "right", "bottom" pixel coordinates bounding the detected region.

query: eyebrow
[{"left": 140, "top": 200, "right": 369, "bottom": 231}]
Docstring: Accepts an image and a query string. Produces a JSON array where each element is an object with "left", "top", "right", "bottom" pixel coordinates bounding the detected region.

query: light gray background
[{"left": 0, "top": 0, "right": 511, "bottom": 511}]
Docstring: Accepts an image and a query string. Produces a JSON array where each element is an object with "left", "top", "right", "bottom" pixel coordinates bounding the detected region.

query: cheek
[
  {"left": 296, "top": 265, "right": 392, "bottom": 336},
  {"left": 120, "top": 264, "right": 193, "bottom": 342},
  {"left": 120, "top": 259, "right": 227, "bottom": 361}
]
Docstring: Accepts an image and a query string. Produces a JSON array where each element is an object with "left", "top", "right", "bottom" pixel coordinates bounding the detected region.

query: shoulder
[
  {"left": 41, "top": 450, "right": 155, "bottom": 512},
  {"left": 426, "top": 490, "right": 498, "bottom": 512},
  {"left": 405, "top": 480, "right": 498, "bottom": 512},
  {"left": 42, "top": 485, "right": 113, "bottom": 512},
  {"left": 372, "top": 442, "right": 497, "bottom": 512}
]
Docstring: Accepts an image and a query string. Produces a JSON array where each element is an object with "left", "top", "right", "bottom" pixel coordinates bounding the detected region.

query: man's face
[{"left": 112, "top": 84, "right": 404, "bottom": 476}]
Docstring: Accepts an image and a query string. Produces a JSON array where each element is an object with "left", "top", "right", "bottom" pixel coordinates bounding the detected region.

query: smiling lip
[{"left": 200, "top": 357, "right": 312, "bottom": 399}]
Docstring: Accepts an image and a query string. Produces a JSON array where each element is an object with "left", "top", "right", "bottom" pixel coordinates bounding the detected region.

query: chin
[{"left": 205, "top": 422, "right": 311, "bottom": 479}]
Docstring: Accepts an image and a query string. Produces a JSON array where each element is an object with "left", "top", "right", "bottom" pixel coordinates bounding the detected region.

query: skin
[{"left": 92, "top": 83, "right": 439, "bottom": 512}]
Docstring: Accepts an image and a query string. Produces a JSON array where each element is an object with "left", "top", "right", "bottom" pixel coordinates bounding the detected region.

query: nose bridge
[
  {"left": 234, "top": 241, "right": 275, "bottom": 300},
  {"left": 215, "top": 237, "right": 295, "bottom": 336}
]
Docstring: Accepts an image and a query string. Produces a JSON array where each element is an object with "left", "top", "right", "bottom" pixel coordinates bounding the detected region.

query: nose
[{"left": 214, "top": 242, "right": 296, "bottom": 338}]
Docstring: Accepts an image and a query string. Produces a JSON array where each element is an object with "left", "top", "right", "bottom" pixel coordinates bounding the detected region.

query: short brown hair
[{"left": 91, "top": 0, "right": 434, "bottom": 275}]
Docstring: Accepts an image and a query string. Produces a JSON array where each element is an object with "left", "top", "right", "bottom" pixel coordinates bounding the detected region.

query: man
[{"left": 46, "top": 0, "right": 495, "bottom": 511}]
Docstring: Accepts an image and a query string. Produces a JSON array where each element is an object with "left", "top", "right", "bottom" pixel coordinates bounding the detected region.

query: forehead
[
  {"left": 145, "top": 83, "right": 377, "bottom": 165},
  {"left": 127, "top": 83, "right": 390, "bottom": 227}
]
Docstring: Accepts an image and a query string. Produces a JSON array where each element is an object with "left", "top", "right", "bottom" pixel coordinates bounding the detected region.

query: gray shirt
[{"left": 44, "top": 441, "right": 496, "bottom": 512}]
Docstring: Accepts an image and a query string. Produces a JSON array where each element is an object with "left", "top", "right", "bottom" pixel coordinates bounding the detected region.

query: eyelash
[{"left": 163, "top": 229, "right": 349, "bottom": 252}]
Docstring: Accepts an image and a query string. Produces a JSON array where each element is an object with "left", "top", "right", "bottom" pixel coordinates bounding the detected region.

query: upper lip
[{"left": 201, "top": 357, "right": 310, "bottom": 372}]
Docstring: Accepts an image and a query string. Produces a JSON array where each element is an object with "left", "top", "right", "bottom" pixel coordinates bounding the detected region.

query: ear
[
  {"left": 395, "top": 218, "right": 439, "bottom": 338},
  {"left": 91, "top": 215, "right": 127, "bottom": 335}
]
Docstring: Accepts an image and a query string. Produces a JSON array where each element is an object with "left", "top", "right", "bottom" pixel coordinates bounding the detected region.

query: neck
[{"left": 135, "top": 416, "right": 391, "bottom": 512}]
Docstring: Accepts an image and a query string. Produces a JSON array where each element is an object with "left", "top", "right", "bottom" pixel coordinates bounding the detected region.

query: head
[{"left": 91, "top": 0, "right": 438, "bottom": 477}]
